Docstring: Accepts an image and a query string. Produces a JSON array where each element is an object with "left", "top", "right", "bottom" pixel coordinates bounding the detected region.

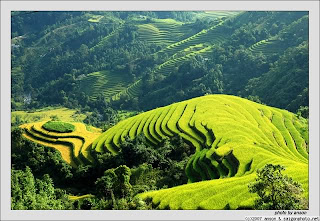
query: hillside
[
  {"left": 78, "top": 70, "right": 132, "bottom": 100},
  {"left": 91, "top": 95, "right": 308, "bottom": 209},
  {"left": 11, "top": 107, "right": 87, "bottom": 125},
  {"left": 11, "top": 11, "right": 309, "bottom": 211},
  {"left": 134, "top": 12, "right": 309, "bottom": 110},
  {"left": 20, "top": 95, "right": 309, "bottom": 209},
  {"left": 11, "top": 11, "right": 308, "bottom": 115}
]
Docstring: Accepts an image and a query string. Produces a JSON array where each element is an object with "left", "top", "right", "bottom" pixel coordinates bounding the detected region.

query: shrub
[
  {"left": 11, "top": 167, "right": 73, "bottom": 210},
  {"left": 42, "top": 121, "right": 75, "bottom": 133},
  {"left": 248, "top": 164, "right": 307, "bottom": 210},
  {"left": 95, "top": 165, "right": 132, "bottom": 199}
]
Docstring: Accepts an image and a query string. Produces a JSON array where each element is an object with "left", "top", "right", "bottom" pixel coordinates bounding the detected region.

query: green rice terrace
[
  {"left": 193, "top": 11, "right": 243, "bottom": 21},
  {"left": 137, "top": 18, "right": 195, "bottom": 46},
  {"left": 21, "top": 95, "right": 309, "bottom": 209},
  {"left": 78, "top": 70, "right": 131, "bottom": 100},
  {"left": 84, "top": 11, "right": 304, "bottom": 103},
  {"left": 153, "top": 44, "right": 213, "bottom": 77},
  {"left": 157, "top": 18, "right": 229, "bottom": 58},
  {"left": 114, "top": 17, "right": 234, "bottom": 99},
  {"left": 248, "top": 39, "right": 286, "bottom": 55},
  {"left": 111, "top": 79, "right": 142, "bottom": 101},
  {"left": 148, "top": 18, "right": 231, "bottom": 78}
]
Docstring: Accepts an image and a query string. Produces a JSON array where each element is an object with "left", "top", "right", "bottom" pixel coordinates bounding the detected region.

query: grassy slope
[
  {"left": 113, "top": 13, "right": 241, "bottom": 100},
  {"left": 248, "top": 14, "right": 308, "bottom": 56},
  {"left": 91, "top": 94, "right": 308, "bottom": 209},
  {"left": 139, "top": 162, "right": 307, "bottom": 209}
]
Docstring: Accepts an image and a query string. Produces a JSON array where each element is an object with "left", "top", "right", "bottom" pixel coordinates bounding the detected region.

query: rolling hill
[
  {"left": 11, "top": 11, "right": 308, "bottom": 113},
  {"left": 21, "top": 95, "right": 308, "bottom": 209},
  {"left": 12, "top": 11, "right": 310, "bottom": 210},
  {"left": 111, "top": 15, "right": 234, "bottom": 100},
  {"left": 111, "top": 11, "right": 308, "bottom": 108},
  {"left": 91, "top": 95, "right": 308, "bottom": 209}
]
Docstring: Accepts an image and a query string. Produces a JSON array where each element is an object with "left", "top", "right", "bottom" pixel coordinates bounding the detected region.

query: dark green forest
[
  {"left": 11, "top": 11, "right": 309, "bottom": 210},
  {"left": 12, "top": 127, "right": 192, "bottom": 209},
  {"left": 11, "top": 11, "right": 309, "bottom": 123}
]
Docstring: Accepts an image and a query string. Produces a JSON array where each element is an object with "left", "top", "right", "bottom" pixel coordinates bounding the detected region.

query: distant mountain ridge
[{"left": 11, "top": 11, "right": 308, "bottom": 115}]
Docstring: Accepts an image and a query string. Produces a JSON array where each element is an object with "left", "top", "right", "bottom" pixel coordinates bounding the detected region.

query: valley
[{"left": 11, "top": 11, "right": 309, "bottom": 210}]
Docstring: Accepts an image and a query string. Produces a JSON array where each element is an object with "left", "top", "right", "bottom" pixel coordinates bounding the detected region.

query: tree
[
  {"left": 11, "top": 127, "right": 74, "bottom": 186},
  {"left": 113, "top": 165, "right": 132, "bottom": 198},
  {"left": 95, "top": 165, "right": 132, "bottom": 200},
  {"left": 95, "top": 169, "right": 117, "bottom": 202},
  {"left": 248, "top": 164, "right": 307, "bottom": 210},
  {"left": 11, "top": 167, "right": 73, "bottom": 210},
  {"left": 297, "top": 106, "right": 309, "bottom": 119},
  {"left": 78, "top": 44, "right": 89, "bottom": 58}
]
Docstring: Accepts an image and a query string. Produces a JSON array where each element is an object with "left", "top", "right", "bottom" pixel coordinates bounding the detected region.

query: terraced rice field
[
  {"left": 113, "top": 19, "right": 232, "bottom": 99},
  {"left": 157, "top": 19, "right": 228, "bottom": 58},
  {"left": 20, "top": 121, "right": 102, "bottom": 167},
  {"left": 88, "top": 15, "right": 104, "bottom": 23},
  {"left": 194, "top": 11, "right": 243, "bottom": 21},
  {"left": 12, "top": 107, "right": 87, "bottom": 124},
  {"left": 112, "top": 15, "right": 242, "bottom": 100},
  {"left": 79, "top": 70, "right": 131, "bottom": 100},
  {"left": 111, "top": 79, "right": 142, "bottom": 100},
  {"left": 149, "top": 19, "right": 232, "bottom": 77},
  {"left": 92, "top": 94, "right": 308, "bottom": 209},
  {"left": 137, "top": 19, "right": 195, "bottom": 45},
  {"left": 154, "top": 44, "right": 213, "bottom": 76},
  {"left": 248, "top": 39, "right": 286, "bottom": 55}
]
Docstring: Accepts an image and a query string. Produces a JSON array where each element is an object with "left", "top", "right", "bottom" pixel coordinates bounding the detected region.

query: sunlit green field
[
  {"left": 79, "top": 70, "right": 131, "bottom": 100},
  {"left": 91, "top": 94, "right": 308, "bottom": 209},
  {"left": 12, "top": 107, "right": 87, "bottom": 124}
]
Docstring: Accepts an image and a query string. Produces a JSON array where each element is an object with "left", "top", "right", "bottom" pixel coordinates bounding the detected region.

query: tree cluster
[{"left": 12, "top": 125, "right": 195, "bottom": 210}]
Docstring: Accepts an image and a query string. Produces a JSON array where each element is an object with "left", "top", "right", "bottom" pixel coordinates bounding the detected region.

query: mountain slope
[
  {"left": 20, "top": 95, "right": 309, "bottom": 209},
  {"left": 91, "top": 94, "right": 308, "bottom": 209}
]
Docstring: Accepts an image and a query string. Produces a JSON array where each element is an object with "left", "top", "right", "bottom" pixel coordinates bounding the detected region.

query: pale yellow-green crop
[{"left": 92, "top": 94, "right": 308, "bottom": 209}]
